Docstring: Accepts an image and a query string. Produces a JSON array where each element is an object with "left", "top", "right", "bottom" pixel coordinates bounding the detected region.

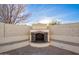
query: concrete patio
[{"left": 0, "top": 46, "right": 78, "bottom": 55}]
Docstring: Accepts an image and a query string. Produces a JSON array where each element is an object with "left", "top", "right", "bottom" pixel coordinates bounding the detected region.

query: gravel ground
[{"left": 0, "top": 46, "right": 78, "bottom": 55}]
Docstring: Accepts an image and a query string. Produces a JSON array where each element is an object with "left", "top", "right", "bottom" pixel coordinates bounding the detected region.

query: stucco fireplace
[{"left": 30, "top": 30, "right": 49, "bottom": 43}]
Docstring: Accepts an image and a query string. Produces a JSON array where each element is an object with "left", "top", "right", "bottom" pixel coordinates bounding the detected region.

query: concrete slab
[{"left": 0, "top": 46, "right": 78, "bottom": 55}]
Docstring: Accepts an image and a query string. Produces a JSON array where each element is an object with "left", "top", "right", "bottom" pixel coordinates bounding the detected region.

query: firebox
[{"left": 30, "top": 30, "right": 49, "bottom": 43}]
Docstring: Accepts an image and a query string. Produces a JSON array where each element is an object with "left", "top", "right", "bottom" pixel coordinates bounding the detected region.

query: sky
[{"left": 23, "top": 4, "right": 79, "bottom": 25}]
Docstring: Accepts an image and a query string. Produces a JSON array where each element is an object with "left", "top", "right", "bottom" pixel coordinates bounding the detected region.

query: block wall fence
[
  {"left": 49, "top": 23, "right": 79, "bottom": 54},
  {"left": 0, "top": 23, "right": 30, "bottom": 53}
]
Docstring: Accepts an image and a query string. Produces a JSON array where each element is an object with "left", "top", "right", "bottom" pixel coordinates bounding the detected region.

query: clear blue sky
[{"left": 25, "top": 4, "right": 79, "bottom": 25}]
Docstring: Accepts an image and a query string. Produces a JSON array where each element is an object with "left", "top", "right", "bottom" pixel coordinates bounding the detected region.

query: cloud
[
  {"left": 38, "top": 17, "right": 52, "bottom": 24},
  {"left": 37, "top": 16, "right": 63, "bottom": 24}
]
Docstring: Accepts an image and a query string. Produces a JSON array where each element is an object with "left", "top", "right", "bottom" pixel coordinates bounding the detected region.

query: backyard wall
[
  {"left": 49, "top": 23, "right": 79, "bottom": 54},
  {"left": 0, "top": 23, "right": 30, "bottom": 53}
]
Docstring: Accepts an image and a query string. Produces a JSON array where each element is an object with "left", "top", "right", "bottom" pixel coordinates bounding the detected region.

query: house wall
[
  {"left": 0, "top": 23, "right": 30, "bottom": 53},
  {"left": 49, "top": 23, "right": 79, "bottom": 53}
]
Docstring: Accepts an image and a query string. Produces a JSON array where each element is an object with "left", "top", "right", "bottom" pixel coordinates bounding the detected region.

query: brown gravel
[{"left": 0, "top": 46, "right": 78, "bottom": 55}]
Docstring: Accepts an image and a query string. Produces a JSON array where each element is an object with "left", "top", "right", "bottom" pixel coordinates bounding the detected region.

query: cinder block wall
[
  {"left": 49, "top": 23, "right": 79, "bottom": 54},
  {"left": 0, "top": 23, "right": 30, "bottom": 53}
]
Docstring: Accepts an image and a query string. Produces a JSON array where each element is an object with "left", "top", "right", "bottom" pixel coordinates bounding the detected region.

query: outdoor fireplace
[{"left": 30, "top": 30, "right": 49, "bottom": 43}]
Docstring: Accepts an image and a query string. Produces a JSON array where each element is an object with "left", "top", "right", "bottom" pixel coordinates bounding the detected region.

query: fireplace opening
[
  {"left": 31, "top": 32, "right": 48, "bottom": 43},
  {"left": 35, "top": 33, "right": 44, "bottom": 42}
]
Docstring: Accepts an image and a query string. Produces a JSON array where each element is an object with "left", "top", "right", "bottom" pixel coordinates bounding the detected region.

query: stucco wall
[
  {"left": 32, "top": 24, "right": 48, "bottom": 30},
  {"left": 4, "top": 24, "right": 30, "bottom": 43},
  {"left": 0, "top": 23, "right": 30, "bottom": 53},
  {"left": 49, "top": 23, "right": 79, "bottom": 54}
]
